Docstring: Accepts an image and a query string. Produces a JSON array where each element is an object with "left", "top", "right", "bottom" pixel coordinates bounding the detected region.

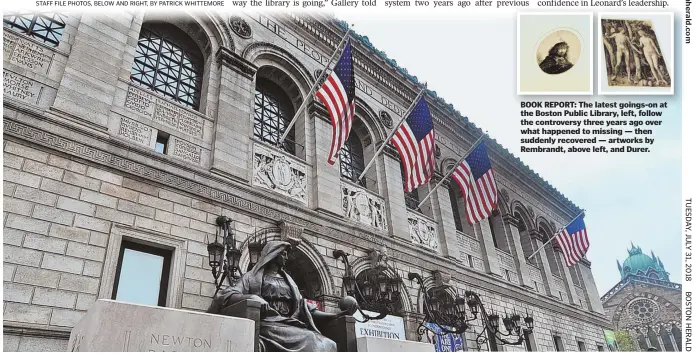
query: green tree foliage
[{"left": 615, "top": 330, "right": 636, "bottom": 351}]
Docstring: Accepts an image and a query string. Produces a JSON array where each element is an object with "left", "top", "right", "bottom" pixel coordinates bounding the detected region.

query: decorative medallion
[
  {"left": 434, "top": 144, "right": 441, "bottom": 159},
  {"left": 341, "top": 182, "right": 388, "bottom": 231},
  {"left": 379, "top": 110, "right": 393, "bottom": 128},
  {"left": 229, "top": 16, "right": 252, "bottom": 39},
  {"left": 253, "top": 144, "right": 308, "bottom": 205}
]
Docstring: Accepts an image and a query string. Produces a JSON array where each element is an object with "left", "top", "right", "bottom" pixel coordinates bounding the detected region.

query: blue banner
[{"left": 424, "top": 322, "right": 465, "bottom": 352}]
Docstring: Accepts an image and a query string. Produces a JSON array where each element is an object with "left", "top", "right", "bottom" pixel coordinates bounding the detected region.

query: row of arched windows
[{"left": 6, "top": 13, "right": 582, "bottom": 292}]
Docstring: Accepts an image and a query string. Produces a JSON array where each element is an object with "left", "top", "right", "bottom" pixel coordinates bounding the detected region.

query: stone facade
[{"left": 3, "top": 11, "right": 610, "bottom": 352}]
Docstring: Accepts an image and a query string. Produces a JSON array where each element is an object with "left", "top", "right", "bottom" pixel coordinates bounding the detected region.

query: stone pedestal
[
  {"left": 68, "top": 300, "right": 254, "bottom": 352},
  {"left": 356, "top": 337, "right": 434, "bottom": 352}
]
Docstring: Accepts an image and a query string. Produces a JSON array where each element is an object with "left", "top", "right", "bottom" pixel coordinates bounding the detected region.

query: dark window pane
[
  {"left": 339, "top": 133, "right": 366, "bottom": 186},
  {"left": 130, "top": 22, "right": 203, "bottom": 110},
  {"left": 3, "top": 12, "right": 66, "bottom": 47},
  {"left": 253, "top": 78, "right": 295, "bottom": 154}
]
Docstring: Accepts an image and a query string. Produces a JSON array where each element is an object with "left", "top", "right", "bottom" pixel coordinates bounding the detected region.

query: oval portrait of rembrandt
[{"left": 535, "top": 29, "right": 582, "bottom": 75}]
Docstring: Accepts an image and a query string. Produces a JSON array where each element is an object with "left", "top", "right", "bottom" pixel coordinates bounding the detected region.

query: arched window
[
  {"left": 401, "top": 164, "right": 420, "bottom": 211},
  {"left": 130, "top": 22, "right": 203, "bottom": 110},
  {"left": 253, "top": 77, "right": 295, "bottom": 154},
  {"left": 449, "top": 183, "right": 475, "bottom": 236},
  {"left": 340, "top": 133, "right": 366, "bottom": 186},
  {"left": 540, "top": 226, "right": 561, "bottom": 277},
  {"left": 3, "top": 13, "right": 66, "bottom": 47},
  {"left": 488, "top": 210, "right": 509, "bottom": 252},
  {"left": 515, "top": 212, "right": 536, "bottom": 266}
]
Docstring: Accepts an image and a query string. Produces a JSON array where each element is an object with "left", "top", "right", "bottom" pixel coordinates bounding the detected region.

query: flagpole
[
  {"left": 416, "top": 134, "right": 487, "bottom": 209},
  {"left": 357, "top": 85, "right": 427, "bottom": 182},
  {"left": 278, "top": 29, "right": 352, "bottom": 146},
  {"left": 526, "top": 210, "right": 585, "bottom": 261}
]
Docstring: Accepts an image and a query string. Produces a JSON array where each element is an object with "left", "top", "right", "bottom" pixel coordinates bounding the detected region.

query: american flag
[
  {"left": 450, "top": 141, "right": 498, "bottom": 224},
  {"left": 391, "top": 96, "right": 436, "bottom": 193},
  {"left": 316, "top": 40, "right": 356, "bottom": 165},
  {"left": 554, "top": 215, "right": 589, "bottom": 266}
]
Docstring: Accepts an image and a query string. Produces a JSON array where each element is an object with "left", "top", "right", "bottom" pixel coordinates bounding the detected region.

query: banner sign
[
  {"left": 424, "top": 322, "right": 465, "bottom": 352},
  {"left": 353, "top": 310, "right": 406, "bottom": 340}
]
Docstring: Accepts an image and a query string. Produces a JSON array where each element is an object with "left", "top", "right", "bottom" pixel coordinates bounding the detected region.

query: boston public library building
[{"left": 3, "top": 11, "right": 612, "bottom": 352}]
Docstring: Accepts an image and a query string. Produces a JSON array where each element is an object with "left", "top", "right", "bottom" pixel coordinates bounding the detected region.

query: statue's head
[{"left": 254, "top": 240, "right": 292, "bottom": 272}]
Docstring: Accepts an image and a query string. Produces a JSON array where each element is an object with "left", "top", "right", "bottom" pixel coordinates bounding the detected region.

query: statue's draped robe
[{"left": 213, "top": 241, "right": 337, "bottom": 352}]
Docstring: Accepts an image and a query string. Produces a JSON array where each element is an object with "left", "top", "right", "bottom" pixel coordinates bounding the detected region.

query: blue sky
[{"left": 337, "top": 13, "right": 682, "bottom": 294}]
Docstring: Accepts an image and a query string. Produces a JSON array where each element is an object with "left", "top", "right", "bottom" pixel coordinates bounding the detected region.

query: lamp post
[
  {"left": 464, "top": 290, "right": 534, "bottom": 349},
  {"left": 333, "top": 249, "right": 402, "bottom": 322},
  {"left": 409, "top": 272, "right": 534, "bottom": 349},
  {"left": 207, "top": 216, "right": 242, "bottom": 296}
]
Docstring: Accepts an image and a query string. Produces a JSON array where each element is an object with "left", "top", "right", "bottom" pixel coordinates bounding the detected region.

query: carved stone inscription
[
  {"left": 118, "top": 117, "right": 151, "bottom": 146},
  {"left": 171, "top": 138, "right": 202, "bottom": 164},
  {"left": 407, "top": 212, "right": 439, "bottom": 252},
  {"left": 253, "top": 143, "right": 308, "bottom": 205},
  {"left": 124, "top": 86, "right": 155, "bottom": 118},
  {"left": 4, "top": 32, "right": 18, "bottom": 61},
  {"left": 341, "top": 182, "right": 387, "bottom": 231},
  {"left": 154, "top": 99, "right": 179, "bottom": 128},
  {"left": 178, "top": 110, "right": 204, "bottom": 138},
  {"left": 125, "top": 85, "right": 205, "bottom": 139},
  {"left": 10, "top": 39, "right": 51, "bottom": 73},
  {"left": 3, "top": 70, "right": 42, "bottom": 104},
  {"left": 4, "top": 32, "right": 52, "bottom": 74}
]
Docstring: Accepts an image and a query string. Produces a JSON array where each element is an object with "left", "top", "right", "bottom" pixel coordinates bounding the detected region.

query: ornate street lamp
[
  {"left": 408, "top": 272, "right": 469, "bottom": 339},
  {"left": 333, "top": 249, "right": 402, "bottom": 322},
  {"left": 409, "top": 273, "right": 534, "bottom": 348},
  {"left": 207, "top": 216, "right": 242, "bottom": 296},
  {"left": 464, "top": 290, "right": 535, "bottom": 349}
]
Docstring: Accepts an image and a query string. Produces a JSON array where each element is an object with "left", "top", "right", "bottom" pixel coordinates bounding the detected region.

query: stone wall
[{"left": 3, "top": 11, "right": 610, "bottom": 352}]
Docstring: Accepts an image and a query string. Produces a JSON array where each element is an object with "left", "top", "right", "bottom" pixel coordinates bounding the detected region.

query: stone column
[
  {"left": 576, "top": 259, "right": 605, "bottom": 313},
  {"left": 640, "top": 327, "right": 653, "bottom": 349},
  {"left": 653, "top": 325, "right": 666, "bottom": 351},
  {"left": 210, "top": 48, "right": 258, "bottom": 182},
  {"left": 379, "top": 145, "right": 409, "bottom": 240},
  {"left": 53, "top": 13, "right": 141, "bottom": 127},
  {"left": 427, "top": 175, "right": 461, "bottom": 260},
  {"left": 553, "top": 246, "right": 579, "bottom": 305},
  {"left": 665, "top": 323, "right": 679, "bottom": 351},
  {"left": 475, "top": 218, "right": 502, "bottom": 277},
  {"left": 529, "top": 230, "right": 559, "bottom": 297},
  {"left": 501, "top": 215, "right": 533, "bottom": 289},
  {"left": 309, "top": 102, "right": 343, "bottom": 216}
]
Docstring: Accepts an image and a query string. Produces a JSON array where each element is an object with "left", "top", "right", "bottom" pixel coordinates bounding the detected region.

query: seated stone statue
[{"left": 209, "top": 241, "right": 356, "bottom": 352}]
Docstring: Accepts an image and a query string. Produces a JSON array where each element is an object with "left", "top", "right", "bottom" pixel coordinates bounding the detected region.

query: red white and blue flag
[
  {"left": 391, "top": 96, "right": 436, "bottom": 193},
  {"left": 555, "top": 216, "right": 589, "bottom": 266},
  {"left": 316, "top": 40, "right": 356, "bottom": 165},
  {"left": 450, "top": 141, "right": 498, "bottom": 224}
]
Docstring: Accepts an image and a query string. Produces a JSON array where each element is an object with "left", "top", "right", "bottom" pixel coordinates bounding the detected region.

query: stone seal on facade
[{"left": 229, "top": 16, "right": 252, "bottom": 39}]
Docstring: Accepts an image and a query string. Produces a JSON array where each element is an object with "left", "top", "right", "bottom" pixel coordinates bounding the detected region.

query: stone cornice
[
  {"left": 3, "top": 109, "right": 610, "bottom": 328},
  {"left": 216, "top": 46, "right": 257, "bottom": 79}
]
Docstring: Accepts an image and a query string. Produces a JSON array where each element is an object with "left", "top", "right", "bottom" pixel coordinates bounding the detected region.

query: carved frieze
[
  {"left": 341, "top": 182, "right": 387, "bottom": 231},
  {"left": 253, "top": 144, "right": 308, "bottom": 205},
  {"left": 407, "top": 212, "right": 439, "bottom": 252}
]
